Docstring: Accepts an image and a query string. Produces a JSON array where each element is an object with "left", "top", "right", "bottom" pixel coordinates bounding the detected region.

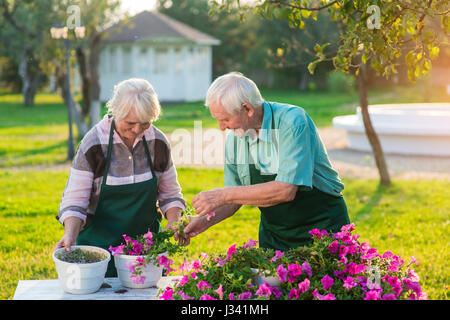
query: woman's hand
[
  {"left": 192, "top": 188, "right": 227, "bottom": 216},
  {"left": 54, "top": 234, "right": 77, "bottom": 252},
  {"left": 54, "top": 216, "right": 83, "bottom": 252},
  {"left": 181, "top": 216, "right": 211, "bottom": 246}
]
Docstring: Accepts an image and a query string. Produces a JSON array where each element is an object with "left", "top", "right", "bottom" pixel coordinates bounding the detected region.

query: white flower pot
[
  {"left": 53, "top": 245, "right": 110, "bottom": 295},
  {"left": 251, "top": 268, "right": 281, "bottom": 288},
  {"left": 114, "top": 254, "right": 164, "bottom": 289}
]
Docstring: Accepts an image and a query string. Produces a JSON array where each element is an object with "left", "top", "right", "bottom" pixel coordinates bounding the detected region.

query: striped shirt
[{"left": 57, "top": 114, "right": 187, "bottom": 228}]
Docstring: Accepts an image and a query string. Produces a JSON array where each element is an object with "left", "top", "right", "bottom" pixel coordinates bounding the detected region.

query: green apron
[
  {"left": 242, "top": 105, "right": 350, "bottom": 251},
  {"left": 77, "top": 119, "right": 161, "bottom": 277}
]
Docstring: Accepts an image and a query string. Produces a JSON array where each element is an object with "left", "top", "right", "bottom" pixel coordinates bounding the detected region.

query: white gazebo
[{"left": 99, "top": 11, "right": 220, "bottom": 102}]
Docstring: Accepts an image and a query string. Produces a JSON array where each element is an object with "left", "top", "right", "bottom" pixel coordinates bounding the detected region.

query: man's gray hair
[{"left": 205, "top": 72, "right": 264, "bottom": 114}]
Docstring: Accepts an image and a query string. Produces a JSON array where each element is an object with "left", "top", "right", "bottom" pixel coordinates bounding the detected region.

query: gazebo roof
[{"left": 104, "top": 10, "right": 220, "bottom": 45}]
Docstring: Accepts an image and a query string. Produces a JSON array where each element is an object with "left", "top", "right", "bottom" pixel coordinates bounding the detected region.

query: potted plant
[
  {"left": 53, "top": 245, "right": 110, "bottom": 294},
  {"left": 159, "top": 224, "right": 426, "bottom": 300},
  {"left": 109, "top": 229, "right": 185, "bottom": 289}
]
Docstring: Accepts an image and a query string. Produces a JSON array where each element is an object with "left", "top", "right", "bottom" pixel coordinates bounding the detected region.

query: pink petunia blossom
[
  {"left": 159, "top": 287, "right": 174, "bottom": 300},
  {"left": 327, "top": 240, "right": 339, "bottom": 254},
  {"left": 343, "top": 276, "right": 357, "bottom": 291},
  {"left": 243, "top": 239, "right": 258, "bottom": 249},
  {"left": 341, "top": 223, "right": 355, "bottom": 233},
  {"left": 255, "top": 282, "right": 272, "bottom": 298},
  {"left": 238, "top": 291, "right": 253, "bottom": 300},
  {"left": 309, "top": 229, "right": 329, "bottom": 239},
  {"left": 271, "top": 250, "right": 284, "bottom": 262},
  {"left": 197, "top": 281, "right": 213, "bottom": 291},
  {"left": 287, "top": 264, "right": 302, "bottom": 282},
  {"left": 364, "top": 289, "right": 382, "bottom": 300},
  {"left": 288, "top": 288, "right": 299, "bottom": 299},
  {"left": 215, "top": 284, "right": 224, "bottom": 299},
  {"left": 177, "top": 290, "right": 194, "bottom": 300},
  {"left": 382, "top": 293, "right": 397, "bottom": 300},
  {"left": 312, "top": 288, "right": 336, "bottom": 300},
  {"left": 276, "top": 264, "right": 288, "bottom": 282},
  {"left": 226, "top": 244, "right": 237, "bottom": 260},
  {"left": 321, "top": 275, "right": 334, "bottom": 291},
  {"left": 298, "top": 278, "right": 310, "bottom": 294},
  {"left": 301, "top": 260, "right": 312, "bottom": 277},
  {"left": 191, "top": 260, "right": 202, "bottom": 270},
  {"left": 199, "top": 294, "right": 217, "bottom": 300},
  {"left": 130, "top": 274, "right": 146, "bottom": 284},
  {"left": 206, "top": 211, "right": 215, "bottom": 221}
]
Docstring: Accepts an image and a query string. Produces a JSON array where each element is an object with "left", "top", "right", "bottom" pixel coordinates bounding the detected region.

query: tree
[
  {"left": 0, "top": 0, "right": 55, "bottom": 106},
  {"left": 211, "top": 0, "right": 450, "bottom": 186}
]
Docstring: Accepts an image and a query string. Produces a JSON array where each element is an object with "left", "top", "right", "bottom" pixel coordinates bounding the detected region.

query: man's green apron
[
  {"left": 241, "top": 105, "right": 350, "bottom": 251},
  {"left": 77, "top": 119, "right": 161, "bottom": 277}
]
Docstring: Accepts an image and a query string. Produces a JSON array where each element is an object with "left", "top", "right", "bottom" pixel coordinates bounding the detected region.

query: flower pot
[
  {"left": 114, "top": 253, "right": 165, "bottom": 289},
  {"left": 251, "top": 268, "right": 281, "bottom": 288},
  {"left": 53, "top": 245, "right": 110, "bottom": 295}
]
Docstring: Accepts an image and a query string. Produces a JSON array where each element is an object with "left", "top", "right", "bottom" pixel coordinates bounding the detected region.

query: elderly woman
[{"left": 54, "top": 78, "right": 186, "bottom": 276}]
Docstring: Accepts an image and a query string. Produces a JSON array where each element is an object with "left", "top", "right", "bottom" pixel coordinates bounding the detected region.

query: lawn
[{"left": 0, "top": 168, "right": 448, "bottom": 300}]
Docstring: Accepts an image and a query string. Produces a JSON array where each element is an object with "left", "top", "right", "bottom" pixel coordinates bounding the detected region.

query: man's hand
[
  {"left": 181, "top": 216, "right": 211, "bottom": 246},
  {"left": 192, "top": 188, "right": 226, "bottom": 216}
]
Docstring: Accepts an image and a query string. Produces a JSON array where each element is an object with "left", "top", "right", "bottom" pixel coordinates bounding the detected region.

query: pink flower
[
  {"left": 159, "top": 287, "right": 174, "bottom": 300},
  {"left": 177, "top": 290, "right": 194, "bottom": 300},
  {"left": 271, "top": 250, "right": 284, "bottom": 262},
  {"left": 200, "top": 294, "right": 217, "bottom": 300},
  {"left": 200, "top": 252, "right": 209, "bottom": 260},
  {"left": 178, "top": 275, "right": 190, "bottom": 287},
  {"left": 312, "top": 288, "right": 336, "bottom": 300},
  {"left": 178, "top": 260, "right": 191, "bottom": 273},
  {"left": 122, "top": 234, "right": 131, "bottom": 244},
  {"left": 229, "top": 293, "right": 236, "bottom": 300},
  {"left": 327, "top": 240, "right": 339, "bottom": 254},
  {"left": 309, "top": 229, "right": 329, "bottom": 239},
  {"left": 364, "top": 290, "right": 381, "bottom": 300},
  {"left": 288, "top": 288, "right": 299, "bottom": 299},
  {"left": 215, "top": 284, "right": 223, "bottom": 299},
  {"left": 343, "top": 276, "right": 357, "bottom": 291},
  {"left": 382, "top": 293, "right": 397, "bottom": 300},
  {"left": 206, "top": 211, "right": 215, "bottom": 221},
  {"left": 130, "top": 274, "right": 146, "bottom": 284},
  {"left": 276, "top": 264, "right": 288, "bottom": 282},
  {"left": 243, "top": 239, "right": 258, "bottom": 248},
  {"left": 301, "top": 260, "right": 312, "bottom": 277},
  {"left": 216, "top": 258, "right": 226, "bottom": 267},
  {"left": 255, "top": 282, "right": 272, "bottom": 298},
  {"left": 298, "top": 278, "right": 310, "bottom": 294},
  {"left": 321, "top": 275, "right": 334, "bottom": 291},
  {"left": 143, "top": 229, "right": 153, "bottom": 240},
  {"left": 341, "top": 223, "right": 355, "bottom": 233},
  {"left": 197, "top": 281, "right": 213, "bottom": 291},
  {"left": 191, "top": 260, "right": 202, "bottom": 270},
  {"left": 287, "top": 264, "right": 302, "bottom": 282},
  {"left": 238, "top": 292, "right": 252, "bottom": 300},
  {"left": 109, "top": 244, "right": 125, "bottom": 256},
  {"left": 410, "top": 256, "right": 420, "bottom": 265},
  {"left": 226, "top": 244, "right": 237, "bottom": 260},
  {"left": 345, "top": 262, "right": 367, "bottom": 275}
]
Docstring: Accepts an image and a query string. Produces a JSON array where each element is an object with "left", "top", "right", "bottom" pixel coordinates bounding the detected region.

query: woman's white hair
[
  {"left": 106, "top": 78, "right": 161, "bottom": 123},
  {"left": 205, "top": 72, "right": 264, "bottom": 114}
]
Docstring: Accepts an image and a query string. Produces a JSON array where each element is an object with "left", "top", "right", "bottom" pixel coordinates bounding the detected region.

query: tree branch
[{"left": 267, "top": 0, "right": 338, "bottom": 11}]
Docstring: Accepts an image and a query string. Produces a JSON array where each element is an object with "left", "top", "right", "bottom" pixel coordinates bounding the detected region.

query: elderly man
[{"left": 184, "top": 72, "right": 350, "bottom": 250}]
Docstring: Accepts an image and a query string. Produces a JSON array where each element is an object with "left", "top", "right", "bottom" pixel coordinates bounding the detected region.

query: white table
[{"left": 13, "top": 276, "right": 180, "bottom": 300}]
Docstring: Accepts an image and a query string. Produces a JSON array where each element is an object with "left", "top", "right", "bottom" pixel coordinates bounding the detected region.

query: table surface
[{"left": 13, "top": 276, "right": 180, "bottom": 300}]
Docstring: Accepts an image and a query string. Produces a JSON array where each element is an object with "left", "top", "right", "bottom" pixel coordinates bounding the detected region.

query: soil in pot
[{"left": 56, "top": 248, "right": 107, "bottom": 264}]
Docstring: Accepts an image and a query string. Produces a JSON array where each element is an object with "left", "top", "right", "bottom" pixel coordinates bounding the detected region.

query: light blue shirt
[{"left": 224, "top": 101, "right": 344, "bottom": 197}]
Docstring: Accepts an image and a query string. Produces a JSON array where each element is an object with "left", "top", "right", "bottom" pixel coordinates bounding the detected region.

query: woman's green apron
[
  {"left": 240, "top": 104, "right": 350, "bottom": 251},
  {"left": 77, "top": 119, "right": 161, "bottom": 277}
]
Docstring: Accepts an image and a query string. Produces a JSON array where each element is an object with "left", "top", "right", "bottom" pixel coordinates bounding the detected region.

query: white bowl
[
  {"left": 53, "top": 245, "right": 110, "bottom": 294},
  {"left": 114, "top": 253, "right": 165, "bottom": 289},
  {"left": 251, "top": 268, "right": 281, "bottom": 288}
]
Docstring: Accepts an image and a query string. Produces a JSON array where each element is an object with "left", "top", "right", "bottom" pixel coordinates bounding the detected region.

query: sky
[{"left": 120, "top": 0, "right": 157, "bottom": 15}]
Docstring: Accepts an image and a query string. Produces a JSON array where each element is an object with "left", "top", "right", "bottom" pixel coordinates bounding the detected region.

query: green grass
[{"left": 0, "top": 168, "right": 448, "bottom": 299}]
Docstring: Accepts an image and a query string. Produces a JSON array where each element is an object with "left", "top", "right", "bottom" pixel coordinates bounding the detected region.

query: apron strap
[
  {"left": 142, "top": 135, "right": 156, "bottom": 178},
  {"left": 102, "top": 119, "right": 156, "bottom": 184},
  {"left": 102, "top": 118, "right": 116, "bottom": 184}
]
